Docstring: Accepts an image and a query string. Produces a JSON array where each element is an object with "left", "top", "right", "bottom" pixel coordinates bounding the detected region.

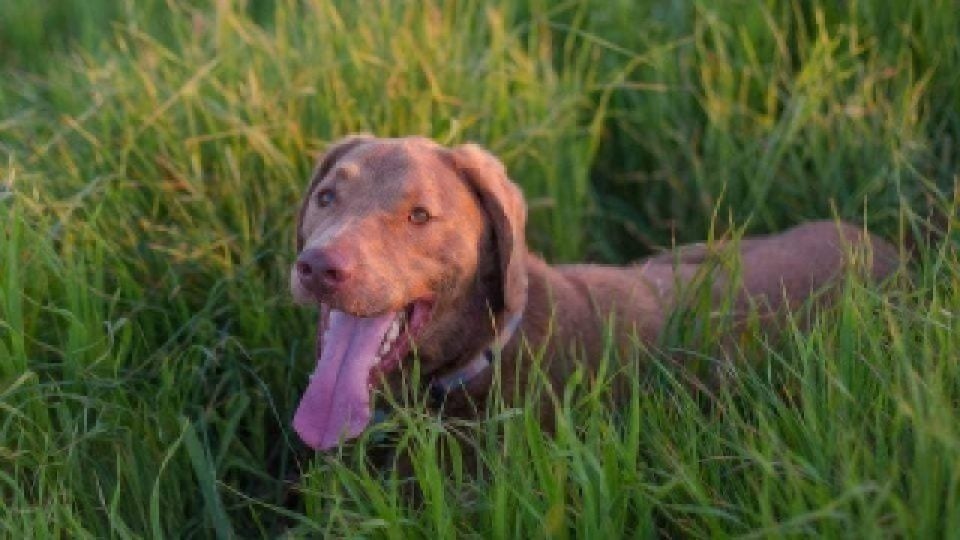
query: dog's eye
[
  {"left": 409, "top": 207, "right": 431, "bottom": 225},
  {"left": 316, "top": 189, "right": 335, "bottom": 207}
]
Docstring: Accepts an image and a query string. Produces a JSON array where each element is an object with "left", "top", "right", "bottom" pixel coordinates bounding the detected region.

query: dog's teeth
[
  {"left": 379, "top": 341, "right": 390, "bottom": 355},
  {"left": 387, "top": 321, "right": 400, "bottom": 341}
]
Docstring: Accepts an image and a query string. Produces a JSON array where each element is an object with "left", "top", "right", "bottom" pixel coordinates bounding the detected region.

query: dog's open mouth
[{"left": 292, "top": 300, "right": 433, "bottom": 450}]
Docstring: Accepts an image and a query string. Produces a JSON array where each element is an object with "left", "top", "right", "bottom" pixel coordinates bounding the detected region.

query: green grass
[{"left": 1, "top": 0, "right": 958, "bottom": 537}]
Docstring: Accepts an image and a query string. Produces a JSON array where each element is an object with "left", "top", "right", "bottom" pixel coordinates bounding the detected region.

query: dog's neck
[{"left": 427, "top": 310, "right": 523, "bottom": 405}]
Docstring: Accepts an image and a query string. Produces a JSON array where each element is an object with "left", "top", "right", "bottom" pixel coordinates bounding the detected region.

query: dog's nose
[{"left": 296, "top": 248, "right": 352, "bottom": 290}]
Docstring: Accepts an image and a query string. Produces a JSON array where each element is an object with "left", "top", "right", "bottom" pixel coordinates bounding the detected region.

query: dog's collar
[{"left": 428, "top": 311, "right": 524, "bottom": 407}]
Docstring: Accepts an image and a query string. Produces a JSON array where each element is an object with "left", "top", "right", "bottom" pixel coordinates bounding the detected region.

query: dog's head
[{"left": 290, "top": 135, "right": 527, "bottom": 450}]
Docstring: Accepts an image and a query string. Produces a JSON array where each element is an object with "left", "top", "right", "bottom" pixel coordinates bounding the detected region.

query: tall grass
[
  {"left": 581, "top": 0, "right": 957, "bottom": 259},
  {"left": 1, "top": 0, "right": 958, "bottom": 537}
]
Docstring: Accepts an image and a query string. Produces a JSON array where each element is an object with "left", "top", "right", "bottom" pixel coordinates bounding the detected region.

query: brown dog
[{"left": 290, "top": 135, "right": 899, "bottom": 450}]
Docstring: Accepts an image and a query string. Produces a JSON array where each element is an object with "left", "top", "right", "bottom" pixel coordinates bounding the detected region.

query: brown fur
[{"left": 293, "top": 135, "right": 901, "bottom": 426}]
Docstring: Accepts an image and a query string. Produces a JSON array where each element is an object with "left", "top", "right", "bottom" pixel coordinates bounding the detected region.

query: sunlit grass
[{"left": 1, "top": 0, "right": 958, "bottom": 537}]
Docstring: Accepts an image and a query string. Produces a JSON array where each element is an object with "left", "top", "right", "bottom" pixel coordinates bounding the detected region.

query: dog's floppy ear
[
  {"left": 450, "top": 143, "right": 528, "bottom": 324},
  {"left": 296, "top": 134, "right": 373, "bottom": 252}
]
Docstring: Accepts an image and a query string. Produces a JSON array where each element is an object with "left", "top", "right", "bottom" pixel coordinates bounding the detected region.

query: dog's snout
[{"left": 297, "top": 248, "right": 353, "bottom": 291}]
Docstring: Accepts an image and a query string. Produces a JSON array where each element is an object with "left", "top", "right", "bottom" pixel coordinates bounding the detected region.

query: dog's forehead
[
  {"left": 342, "top": 140, "right": 462, "bottom": 202},
  {"left": 299, "top": 138, "right": 485, "bottom": 249}
]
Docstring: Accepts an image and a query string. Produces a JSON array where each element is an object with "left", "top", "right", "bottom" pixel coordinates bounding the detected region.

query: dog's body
[{"left": 290, "top": 135, "right": 899, "bottom": 451}]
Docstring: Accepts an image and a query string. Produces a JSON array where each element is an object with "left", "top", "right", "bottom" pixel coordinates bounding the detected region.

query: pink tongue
[{"left": 293, "top": 310, "right": 396, "bottom": 450}]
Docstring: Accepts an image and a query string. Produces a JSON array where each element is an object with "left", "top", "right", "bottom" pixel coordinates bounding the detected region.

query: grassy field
[{"left": 1, "top": 0, "right": 958, "bottom": 537}]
